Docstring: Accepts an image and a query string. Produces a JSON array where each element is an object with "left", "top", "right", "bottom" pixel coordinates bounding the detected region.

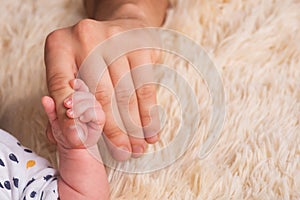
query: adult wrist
[{"left": 93, "top": 2, "right": 150, "bottom": 25}]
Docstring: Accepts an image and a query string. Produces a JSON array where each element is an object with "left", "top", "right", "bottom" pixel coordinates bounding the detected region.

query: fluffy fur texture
[{"left": 0, "top": 0, "right": 299, "bottom": 199}]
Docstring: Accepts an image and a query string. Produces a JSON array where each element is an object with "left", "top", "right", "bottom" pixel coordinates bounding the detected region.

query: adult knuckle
[
  {"left": 106, "top": 25, "right": 123, "bottom": 37},
  {"left": 73, "top": 19, "right": 97, "bottom": 41},
  {"left": 115, "top": 88, "right": 136, "bottom": 105},
  {"left": 47, "top": 71, "right": 69, "bottom": 96},
  {"left": 95, "top": 88, "right": 112, "bottom": 107},
  {"left": 137, "top": 84, "right": 156, "bottom": 100},
  {"left": 45, "top": 29, "right": 66, "bottom": 50},
  {"left": 75, "top": 19, "right": 96, "bottom": 33},
  {"left": 105, "top": 126, "right": 124, "bottom": 138},
  {"left": 140, "top": 114, "right": 152, "bottom": 125},
  {"left": 127, "top": 127, "right": 143, "bottom": 138}
]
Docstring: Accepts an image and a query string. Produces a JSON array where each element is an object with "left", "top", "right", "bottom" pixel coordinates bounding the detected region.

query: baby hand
[
  {"left": 63, "top": 79, "right": 105, "bottom": 149},
  {"left": 42, "top": 79, "right": 105, "bottom": 149}
]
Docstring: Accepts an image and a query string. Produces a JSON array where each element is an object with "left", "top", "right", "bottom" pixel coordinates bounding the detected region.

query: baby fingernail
[
  {"left": 64, "top": 98, "right": 72, "bottom": 106},
  {"left": 67, "top": 109, "right": 73, "bottom": 117}
]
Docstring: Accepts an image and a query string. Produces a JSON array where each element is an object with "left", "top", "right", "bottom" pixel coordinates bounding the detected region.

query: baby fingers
[
  {"left": 79, "top": 107, "right": 105, "bottom": 126},
  {"left": 64, "top": 92, "right": 102, "bottom": 120},
  {"left": 64, "top": 91, "right": 95, "bottom": 109}
]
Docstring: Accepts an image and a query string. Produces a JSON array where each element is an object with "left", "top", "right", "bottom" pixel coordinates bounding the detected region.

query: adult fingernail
[
  {"left": 119, "top": 146, "right": 130, "bottom": 153},
  {"left": 147, "top": 134, "right": 159, "bottom": 143},
  {"left": 110, "top": 146, "right": 131, "bottom": 161},
  {"left": 132, "top": 145, "right": 144, "bottom": 154}
]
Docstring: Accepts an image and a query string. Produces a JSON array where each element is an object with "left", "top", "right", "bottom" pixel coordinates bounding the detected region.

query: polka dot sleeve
[{"left": 0, "top": 129, "right": 59, "bottom": 199}]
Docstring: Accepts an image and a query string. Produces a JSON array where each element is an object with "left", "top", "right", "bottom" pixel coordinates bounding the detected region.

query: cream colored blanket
[{"left": 0, "top": 0, "right": 299, "bottom": 199}]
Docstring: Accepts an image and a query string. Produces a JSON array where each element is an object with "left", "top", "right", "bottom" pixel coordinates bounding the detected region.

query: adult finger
[
  {"left": 108, "top": 56, "right": 147, "bottom": 157},
  {"left": 128, "top": 50, "right": 160, "bottom": 144},
  {"left": 95, "top": 68, "right": 133, "bottom": 161},
  {"left": 44, "top": 29, "right": 76, "bottom": 124}
]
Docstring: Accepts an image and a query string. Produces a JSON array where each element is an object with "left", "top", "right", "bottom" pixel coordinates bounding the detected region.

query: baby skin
[{"left": 42, "top": 79, "right": 109, "bottom": 200}]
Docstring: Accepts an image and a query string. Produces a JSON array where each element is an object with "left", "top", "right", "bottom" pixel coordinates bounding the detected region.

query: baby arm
[{"left": 42, "top": 79, "right": 109, "bottom": 200}]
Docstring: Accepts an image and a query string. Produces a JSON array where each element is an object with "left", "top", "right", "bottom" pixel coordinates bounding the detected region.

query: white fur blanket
[{"left": 0, "top": 0, "right": 299, "bottom": 199}]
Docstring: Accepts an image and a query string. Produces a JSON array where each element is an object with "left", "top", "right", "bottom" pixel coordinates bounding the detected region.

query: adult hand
[{"left": 44, "top": 0, "right": 169, "bottom": 160}]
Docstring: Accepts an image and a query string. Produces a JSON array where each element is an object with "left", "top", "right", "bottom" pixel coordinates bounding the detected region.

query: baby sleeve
[{"left": 0, "top": 129, "right": 59, "bottom": 200}]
